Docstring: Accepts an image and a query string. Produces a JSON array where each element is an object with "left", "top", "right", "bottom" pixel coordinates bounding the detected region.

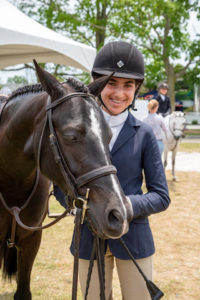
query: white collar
[
  {"left": 160, "top": 94, "right": 165, "bottom": 101},
  {"left": 101, "top": 108, "right": 128, "bottom": 127}
]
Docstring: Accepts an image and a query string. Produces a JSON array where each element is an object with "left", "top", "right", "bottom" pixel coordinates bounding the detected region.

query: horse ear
[
  {"left": 33, "top": 59, "right": 65, "bottom": 100},
  {"left": 87, "top": 72, "right": 115, "bottom": 96}
]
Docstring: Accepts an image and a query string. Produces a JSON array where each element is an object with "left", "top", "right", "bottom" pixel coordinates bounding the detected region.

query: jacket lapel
[{"left": 111, "top": 113, "right": 140, "bottom": 155}]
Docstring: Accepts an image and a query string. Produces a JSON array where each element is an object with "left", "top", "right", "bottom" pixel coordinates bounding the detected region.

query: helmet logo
[{"left": 117, "top": 60, "right": 124, "bottom": 68}]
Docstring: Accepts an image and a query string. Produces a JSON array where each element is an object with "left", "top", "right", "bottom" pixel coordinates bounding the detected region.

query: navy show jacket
[
  {"left": 156, "top": 94, "right": 171, "bottom": 115},
  {"left": 70, "top": 112, "right": 170, "bottom": 260}
]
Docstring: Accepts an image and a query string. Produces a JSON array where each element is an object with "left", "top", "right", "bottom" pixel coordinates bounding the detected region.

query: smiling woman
[
  {"left": 67, "top": 41, "right": 171, "bottom": 300},
  {"left": 101, "top": 77, "right": 137, "bottom": 115}
]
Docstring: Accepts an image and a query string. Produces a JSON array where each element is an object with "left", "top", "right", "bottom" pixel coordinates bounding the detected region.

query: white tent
[{"left": 0, "top": 0, "right": 96, "bottom": 72}]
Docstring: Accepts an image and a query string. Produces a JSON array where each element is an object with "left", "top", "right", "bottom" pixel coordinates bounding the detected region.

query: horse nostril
[
  {"left": 108, "top": 210, "right": 120, "bottom": 224},
  {"left": 107, "top": 209, "right": 123, "bottom": 227}
]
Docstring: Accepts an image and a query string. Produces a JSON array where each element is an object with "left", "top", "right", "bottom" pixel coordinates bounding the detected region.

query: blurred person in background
[
  {"left": 156, "top": 83, "right": 171, "bottom": 117},
  {"left": 143, "top": 99, "right": 167, "bottom": 155}
]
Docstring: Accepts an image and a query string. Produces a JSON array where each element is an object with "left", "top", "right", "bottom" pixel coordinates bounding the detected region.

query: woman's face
[
  {"left": 101, "top": 77, "right": 137, "bottom": 115},
  {"left": 159, "top": 88, "right": 168, "bottom": 95}
]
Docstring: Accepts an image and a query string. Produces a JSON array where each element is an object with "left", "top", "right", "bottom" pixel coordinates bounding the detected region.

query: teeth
[{"left": 111, "top": 99, "right": 123, "bottom": 104}]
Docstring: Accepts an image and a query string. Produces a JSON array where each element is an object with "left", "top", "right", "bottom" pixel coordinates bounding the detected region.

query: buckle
[
  {"left": 7, "top": 239, "right": 15, "bottom": 248},
  {"left": 73, "top": 188, "right": 90, "bottom": 224}
]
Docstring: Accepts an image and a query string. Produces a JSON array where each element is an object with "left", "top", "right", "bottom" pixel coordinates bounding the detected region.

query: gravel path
[{"left": 164, "top": 151, "right": 200, "bottom": 172}]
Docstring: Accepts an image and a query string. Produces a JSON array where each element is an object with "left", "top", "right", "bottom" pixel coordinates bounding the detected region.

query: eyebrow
[{"left": 109, "top": 78, "right": 135, "bottom": 84}]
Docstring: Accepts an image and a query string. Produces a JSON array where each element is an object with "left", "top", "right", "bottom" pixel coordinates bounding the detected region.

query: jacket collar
[{"left": 111, "top": 112, "right": 140, "bottom": 155}]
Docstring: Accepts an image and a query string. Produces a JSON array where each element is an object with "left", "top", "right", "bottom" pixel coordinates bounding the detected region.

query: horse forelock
[
  {"left": 64, "top": 77, "right": 89, "bottom": 94},
  {"left": 172, "top": 111, "right": 185, "bottom": 118},
  {"left": 64, "top": 78, "right": 102, "bottom": 112}
]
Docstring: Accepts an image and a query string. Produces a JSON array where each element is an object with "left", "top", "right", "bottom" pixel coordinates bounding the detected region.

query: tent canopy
[{"left": 0, "top": 0, "right": 96, "bottom": 72}]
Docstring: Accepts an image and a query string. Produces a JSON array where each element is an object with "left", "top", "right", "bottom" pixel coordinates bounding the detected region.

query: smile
[{"left": 111, "top": 99, "right": 125, "bottom": 104}]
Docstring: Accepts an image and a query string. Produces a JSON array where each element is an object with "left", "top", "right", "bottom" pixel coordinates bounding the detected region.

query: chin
[
  {"left": 85, "top": 215, "right": 108, "bottom": 239},
  {"left": 110, "top": 108, "right": 126, "bottom": 115}
]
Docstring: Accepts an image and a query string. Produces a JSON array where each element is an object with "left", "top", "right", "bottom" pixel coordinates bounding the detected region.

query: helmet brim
[{"left": 92, "top": 68, "right": 144, "bottom": 81}]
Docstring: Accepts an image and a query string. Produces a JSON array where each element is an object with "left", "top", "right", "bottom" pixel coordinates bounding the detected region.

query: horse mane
[
  {"left": 8, "top": 84, "right": 43, "bottom": 101},
  {"left": 0, "top": 95, "right": 8, "bottom": 102},
  {"left": 7, "top": 78, "right": 89, "bottom": 101}
]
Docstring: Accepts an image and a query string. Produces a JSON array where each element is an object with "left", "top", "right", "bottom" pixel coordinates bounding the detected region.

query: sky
[{"left": 0, "top": 5, "right": 200, "bottom": 87}]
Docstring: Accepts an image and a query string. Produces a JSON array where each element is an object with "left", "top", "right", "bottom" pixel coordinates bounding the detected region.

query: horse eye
[{"left": 63, "top": 134, "right": 78, "bottom": 142}]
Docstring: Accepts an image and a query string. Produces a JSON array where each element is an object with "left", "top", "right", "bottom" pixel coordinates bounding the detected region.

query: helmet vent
[{"left": 117, "top": 60, "right": 125, "bottom": 68}]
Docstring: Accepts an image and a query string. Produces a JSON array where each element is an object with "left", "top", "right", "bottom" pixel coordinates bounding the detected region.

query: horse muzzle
[{"left": 86, "top": 194, "right": 133, "bottom": 239}]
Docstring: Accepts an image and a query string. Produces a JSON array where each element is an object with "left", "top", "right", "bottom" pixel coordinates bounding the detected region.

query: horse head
[
  {"left": 33, "top": 60, "right": 133, "bottom": 239},
  {"left": 168, "top": 112, "right": 186, "bottom": 140}
]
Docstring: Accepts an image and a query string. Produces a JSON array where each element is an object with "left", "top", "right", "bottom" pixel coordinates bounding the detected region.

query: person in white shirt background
[{"left": 143, "top": 99, "right": 167, "bottom": 155}]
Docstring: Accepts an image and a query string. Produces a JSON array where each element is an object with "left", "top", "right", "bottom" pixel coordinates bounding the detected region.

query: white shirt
[
  {"left": 160, "top": 94, "right": 165, "bottom": 101},
  {"left": 143, "top": 113, "right": 166, "bottom": 140},
  {"left": 101, "top": 109, "right": 128, "bottom": 151}
]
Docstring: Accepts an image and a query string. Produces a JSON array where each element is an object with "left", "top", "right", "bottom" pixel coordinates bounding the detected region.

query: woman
[
  {"left": 156, "top": 82, "right": 171, "bottom": 117},
  {"left": 70, "top": 41, "right": 170, "bottom": 300},
  {"left": 143, "top": 99, "right": 167, "bottom": 155}
]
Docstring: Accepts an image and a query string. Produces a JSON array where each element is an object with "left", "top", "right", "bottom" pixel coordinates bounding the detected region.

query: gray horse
[{"left": 162, "top": 112, "right": 186, "bottom": 181}]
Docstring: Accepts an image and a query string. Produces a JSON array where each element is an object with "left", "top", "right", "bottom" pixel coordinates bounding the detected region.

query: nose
[
  {"left": 174, "top": 131, "right": 182, "bottom": 140},
  {"left": 104, "top": 207, "right": 127, "bottom": 238},
  {"left": 114, "top": 86, "right": 125, "bottom": 99}
]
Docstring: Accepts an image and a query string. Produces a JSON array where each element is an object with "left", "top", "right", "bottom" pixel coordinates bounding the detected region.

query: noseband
[{"left": 37, "top": 92, "right": 117, "bottom": 211}]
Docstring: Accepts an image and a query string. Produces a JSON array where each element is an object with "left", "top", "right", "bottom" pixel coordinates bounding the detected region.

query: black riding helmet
[
  {"left": 91, "top": 41, "right": 144, "bottom": 110},
  {"left": 158, "top": 82, "right": 169, "bottom": 90}
]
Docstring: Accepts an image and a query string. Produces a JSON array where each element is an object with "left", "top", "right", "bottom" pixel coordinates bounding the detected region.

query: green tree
[
  {"left": 7, "top": 75, "right": 28, "bottom": 85},
  {"left": 117, "top": 0, "right": 200, "bottom": 109},
  {"left": 17, "top": 0, "right": 200, "bottom": 108},
  {"left": 19, "top": 0, "right": 125, "bottom": 50},
  {"left": 17, "top": 0, "right": 127, "bottom": 82}
]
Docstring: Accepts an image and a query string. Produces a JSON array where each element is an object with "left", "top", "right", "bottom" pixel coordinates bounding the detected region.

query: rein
[
  {"left": 0, "top": 91, "right": 116, "bottom": 240},
  {"left": 72, "top": 209, "right": 106, "bottom": 300},
  {"left": 0, "top": 170, "right": 70, "bottom": 247},
  {"left": 0, "top": 92, "right": 164, "bottom": 299},
  {"left": 72, "top": 210, "right": 164, "bottom": 300}
]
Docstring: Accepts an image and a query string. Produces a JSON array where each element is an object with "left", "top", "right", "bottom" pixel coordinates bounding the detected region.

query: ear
[
  {"left": 87, "top": 72, "right": 114, "bottom": 96},
  {"left": 33, "top": 59, "right": 66, "bottom": 101}
]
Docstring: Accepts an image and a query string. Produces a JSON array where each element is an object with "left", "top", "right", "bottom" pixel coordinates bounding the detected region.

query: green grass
[
  {"left": 1, "top": 156, "right": 200, "bottom": 299},
  {"left": 179, "top": 142, "right": 200, "bottom": 152}
]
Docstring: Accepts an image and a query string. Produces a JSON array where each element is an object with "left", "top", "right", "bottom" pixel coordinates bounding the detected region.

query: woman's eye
[
  {"left": 108, "top": 82, "right": 116, "bottom": 86},
  {"left": 125, "top": 84, "right": 134, "bottom": 88}
]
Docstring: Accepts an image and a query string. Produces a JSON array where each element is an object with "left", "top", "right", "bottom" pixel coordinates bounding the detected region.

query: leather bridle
[
  {"left": 0, "top": 91, "right": 117, "bottom": 244},
  {"left": 37, "top": 92, "right": 164, "bottom": 300},
  {"left": 0, "top": 91, "right": 164, "bottom": 300},
  {"left": 42, "top": 92, "right": 117, "bottom": 207}
]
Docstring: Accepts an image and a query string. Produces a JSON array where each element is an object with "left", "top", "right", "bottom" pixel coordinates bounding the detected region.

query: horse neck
[
  {"left": 164, "top": 115, "right": 180, "bottom": 150},
  {"left": 163, "top": 116, "right": 175, "bottom": 143},
  {"left": 0, "top": 93, "right": 47, "bottom": 178}
]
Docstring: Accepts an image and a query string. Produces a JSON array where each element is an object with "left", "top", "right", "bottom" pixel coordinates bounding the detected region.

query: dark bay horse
[{"left": 0, "top": 61, "right": 132, "bottom": 299}]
